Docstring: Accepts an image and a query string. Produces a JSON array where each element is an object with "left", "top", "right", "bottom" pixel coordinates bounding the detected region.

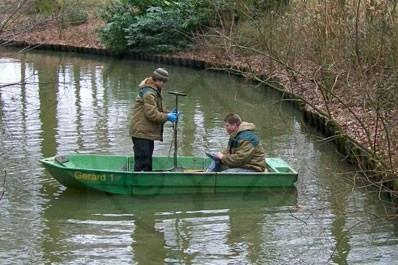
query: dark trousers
[{"left": 132, "top": 137, "right": 154, "bottom": 171}]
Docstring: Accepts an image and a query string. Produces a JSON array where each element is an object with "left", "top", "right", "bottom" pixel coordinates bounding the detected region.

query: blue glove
[{"left": 167, "top": 111, "right": 178, "bottom": 122}]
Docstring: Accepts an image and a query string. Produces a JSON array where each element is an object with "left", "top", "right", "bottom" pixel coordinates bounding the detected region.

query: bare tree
[
  {"left": 195, "top": 0, "right": 397, "bottom": 200},
  {"left": 0, "top": 0, "right": 55, "bottom": 42}
]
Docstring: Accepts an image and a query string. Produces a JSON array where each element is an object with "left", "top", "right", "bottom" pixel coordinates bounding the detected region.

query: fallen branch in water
[{"left": 0, "top": 80, "right": 59, "bottom": 89}]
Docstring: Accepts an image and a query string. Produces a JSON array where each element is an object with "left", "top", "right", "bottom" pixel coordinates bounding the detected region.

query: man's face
[
  {"left": 224, "top": 122, "right": 239, "bottom": 135},
  {"left": 154, "top": 79, "right": 167, "bottom": 89}
]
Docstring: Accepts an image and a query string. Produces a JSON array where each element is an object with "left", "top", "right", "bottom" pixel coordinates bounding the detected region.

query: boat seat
[{"left": 266, "top": 158, "right": 294, "bottom": 173}]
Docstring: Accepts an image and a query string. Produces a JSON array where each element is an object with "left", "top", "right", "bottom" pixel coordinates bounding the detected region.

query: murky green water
[{"left": 0, "top": 47, "right": 397, "bottom": 264}]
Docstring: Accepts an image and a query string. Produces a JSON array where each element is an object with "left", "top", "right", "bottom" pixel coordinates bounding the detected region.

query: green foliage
[
  {"left": 124, "top": 7, "right": 191, "bottom": 52},
  {"left": 100, "top": 1, "right": 136, "bottom": 54},
  {"left": 123, "top": 0, "right": 173, "bottom": 12},
  {"left": 99, "top": 0, "right": 212, "bottom": 54}
]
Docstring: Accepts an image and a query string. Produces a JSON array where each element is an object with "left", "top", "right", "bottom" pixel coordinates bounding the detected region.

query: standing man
[
  {"left": 129, "top": 68, "right": 179, "bottom": 171},
  {"left": 208, "top": 113, "right": 266, "bottom": 172}
]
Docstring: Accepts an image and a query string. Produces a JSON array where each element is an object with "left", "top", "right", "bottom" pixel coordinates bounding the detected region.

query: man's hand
[
  {"left": 215, "top": 152, "right": 224, "bottom": 159},
  {"left": 166, "top": 111, "right": 180, "bottom": 122}
]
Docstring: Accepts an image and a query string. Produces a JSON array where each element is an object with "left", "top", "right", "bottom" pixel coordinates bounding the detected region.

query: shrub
[
  {"left": 99, "top": 0, "right": 213, "bottom": 54},
  {"left": 124, "top": 7, "right": 191, "bottom": 53},
  {"left": 100, "top": 1, "right": 136, "bottom": 54}
]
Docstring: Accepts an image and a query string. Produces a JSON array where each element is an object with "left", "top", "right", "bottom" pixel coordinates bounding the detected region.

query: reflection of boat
[
  {"left": 45, "top": 188, "right": 298, "bottom": 217},
  {"left": 43, "top": 189, "right": 298, "bottom": 264},
  {"left": 40, "top": 154, "right": 298, "bottom": 195}
]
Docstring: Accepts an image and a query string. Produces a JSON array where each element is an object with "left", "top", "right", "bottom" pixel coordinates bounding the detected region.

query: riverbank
[
  {"left": 0, "top": 13, "right": 104, "bottom": 49},
  {"left": 0, "top": 16, "right": 396, "bottom": 201}
]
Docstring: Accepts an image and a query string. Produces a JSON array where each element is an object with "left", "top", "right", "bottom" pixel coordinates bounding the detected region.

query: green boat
[{"left": 40, "top": 154, "right": 298, "bottom": 195}]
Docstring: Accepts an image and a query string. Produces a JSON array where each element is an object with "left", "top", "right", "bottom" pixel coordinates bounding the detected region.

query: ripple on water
[{"left": 1, "top": 48, "right": 398, "bottom": 264}]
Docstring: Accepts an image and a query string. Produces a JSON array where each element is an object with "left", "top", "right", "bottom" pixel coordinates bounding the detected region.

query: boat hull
[{"left": 40, "top": 155, "right": 298, "bottom": 195}]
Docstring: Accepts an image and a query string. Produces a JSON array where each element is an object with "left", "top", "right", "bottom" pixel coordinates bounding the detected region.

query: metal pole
[
  {"left": 168, "top": 91, "right": 186, "bottom": 171},
  {"left": 173, "top": 95, "right": 178, "bottom": 169}
]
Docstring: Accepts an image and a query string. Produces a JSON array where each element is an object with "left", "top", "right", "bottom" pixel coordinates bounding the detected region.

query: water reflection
[
  {"left": 43, "top": 190, "right": 297, "bottom": 264},
  {"left": 0, "top": 48, "right": 301, "bottom": 158},
  {"left": 0, "top": 47, "right": 397, "bottom": 264}
]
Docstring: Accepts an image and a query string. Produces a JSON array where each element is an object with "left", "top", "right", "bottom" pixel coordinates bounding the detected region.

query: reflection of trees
[
  {"left": 101, "top": 59, "right": 144, "bottom": 102},
  {"left": 168, "top": 69, "right": 298, "bottom": 156},
  {"left": 72, "top": 61, "right": 84, "bottom": 150},
  {"left": 91, "top": 64, "right": 111, "bottom": 151},
  {"left": 171, "top": 70, "right": 227, "bottom": 155},
  {"left": 20, "top": 55, "right": 27, "bottom": 148},
  {"left": 330, "top": 211, "right": 350, "bottom": 264},
  {"left": 318, "top": 149, "right": 351, "bottom": 264},
  {"left": 3, "top": 46, "right": 398, "bottom": 264},
  {"left": 297, "top": 138, "right": 353, "bottom": 263},
  {"left": 37, "top": 53, "right": 58, "bottom": 157},
  {"left": 133, "top": 213, "right": 166, "bottom": 265},
  {"left": 98, "top": 60, "right": 300, "bottom": 157}
]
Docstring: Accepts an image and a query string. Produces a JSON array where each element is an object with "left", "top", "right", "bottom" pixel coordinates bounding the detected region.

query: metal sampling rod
[{"left": 168, "top": 91, "right": 187, "bottom": 170}]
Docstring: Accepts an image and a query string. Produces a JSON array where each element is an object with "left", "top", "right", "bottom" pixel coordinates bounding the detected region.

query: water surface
[{"left": 0, "top": 48, "right": 397, "bottom": 264}]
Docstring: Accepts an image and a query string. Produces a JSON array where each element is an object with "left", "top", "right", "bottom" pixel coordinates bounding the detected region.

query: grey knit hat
[{"left": 152, "top": 68, "right": 169, "bottom": 81}]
